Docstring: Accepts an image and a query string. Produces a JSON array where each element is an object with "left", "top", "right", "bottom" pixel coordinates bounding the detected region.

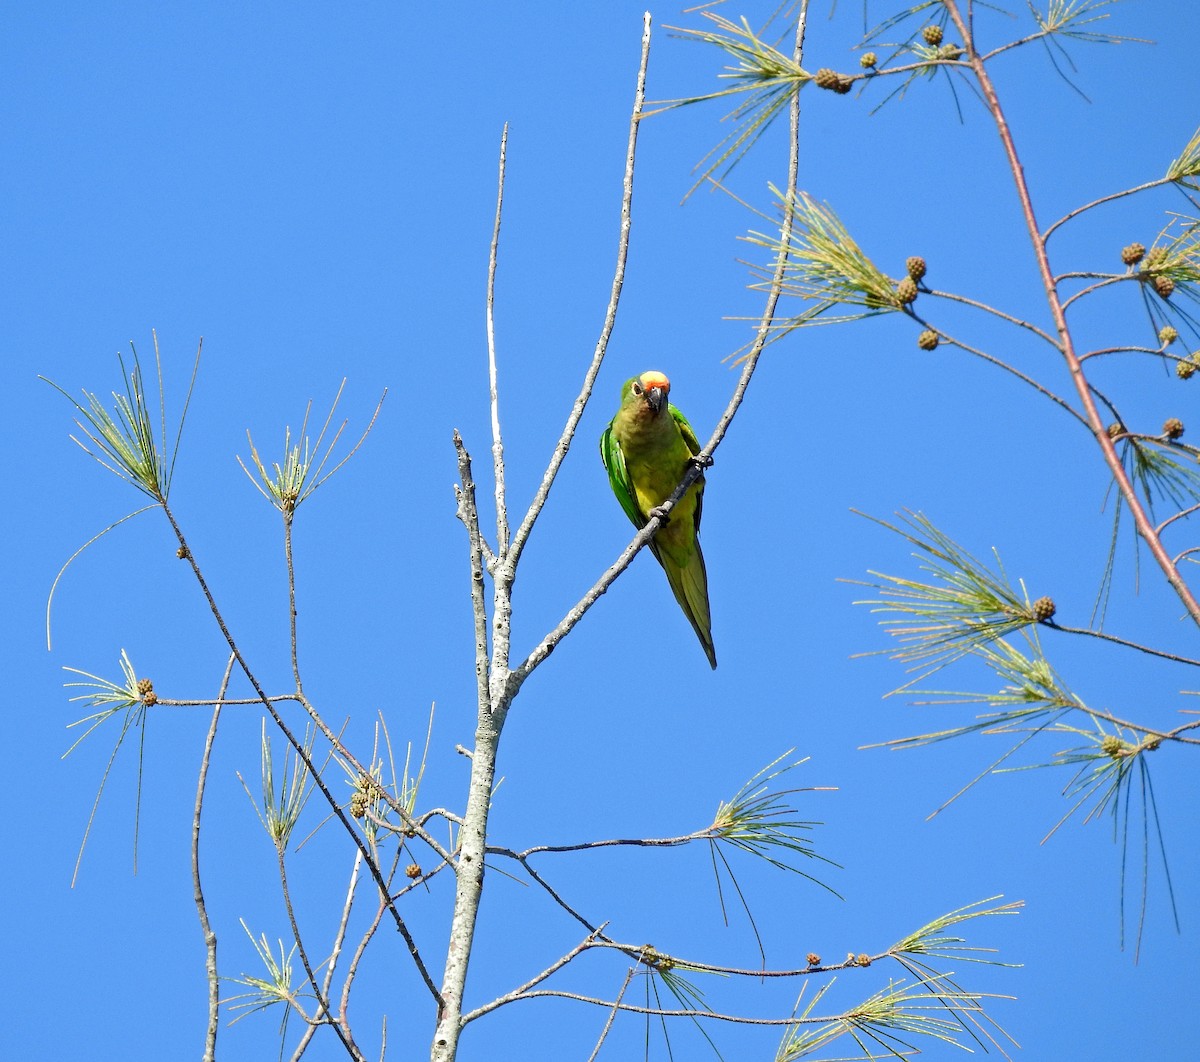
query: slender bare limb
[
  {"left": 1167, "top": 717, "right": 1200, "bottom": 739},
  {"left": 508, "top": 852, "right": 605, "bottom": 935},
  {"left": 193, "top": 653, "right": 234, "bottom": 1062},
  {"left": 982, "top": 30, "right": 1078, "bottom": 63},
  {"left": 1070, "top": 708, "right": 1200, "bottom": 745},
  {"left": 585, "top": 937, "right": 890, "bottom": 977},
  {"left": 1061, "top": 275, "right": 1131, "bottom": 312},
  {"left": 692, "top": 0, "right": 809, "bottom": 463},
  {"left": 342, "top": 853, "right": 396, "bottom": 1026},
  {"left": 326, "top": 850, "right": 363, "bottom": 1016},
  {"left": 461, "top": 931, "right": 604, "bottom": 1024},
  {"left": 288, "top": 849, "right": 371, "bottom": 1060},
  {"left": 1044, "top": 620, "right": 1200, "bottom": 669},
  {"left": 509, "top": 520, "right": 672, "bottom": 683},
  {"left": 480, "top": 990, "right": 825, "bottom": 1025},
  {"left": 487, "top": 125, "right": 511, "bottom": 555},
  {"left": 505, "top": 14, "right": 652, "bottom": 575},
  {"left": 1079, "top": 345, "right": 1166, "bottom": 362},
  {"left": 1043, "top": 177, "right": 1175, "bottom": 242},
  {"left": 585, "top": 963, "right": 637, "bottom": 1062},
  {"left": 917, "top": 324, "right": 1087, "bottom": 428},
  {"left": 416, "top": 807, "right": 466, "bottom": 828},
  {"left": 926, "top": 288, "right": 1061, "bottom": 346},
  {"left": 386, "top": 857, "right": 454, "bottom": 901},
  {"left": 276, "top": 844, "right": 363, "bottom": 1060},
  {"left": 479, "top": 536, "right": 497, "bottom": 574},
  {"left": 156, "top": 695, "right": 303, "bottom": 707}
]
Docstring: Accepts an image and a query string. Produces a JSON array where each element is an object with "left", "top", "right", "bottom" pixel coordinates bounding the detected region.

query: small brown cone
[
  {"left": 1120, "top": 243, "right": 1145, "bottom": 266},
  {"left": 896, "top": 276, "right": 918, "bottom": 305}
]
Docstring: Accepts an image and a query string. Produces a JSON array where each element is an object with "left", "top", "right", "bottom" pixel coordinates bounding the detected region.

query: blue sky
[{"left": 5, "top": 1, "right": 1200, "bottom": 1058}]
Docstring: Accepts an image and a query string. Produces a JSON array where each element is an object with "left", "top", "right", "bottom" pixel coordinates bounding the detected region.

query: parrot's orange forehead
[{"left": 637, "top": 370, "right": 670, "bottom": 392}]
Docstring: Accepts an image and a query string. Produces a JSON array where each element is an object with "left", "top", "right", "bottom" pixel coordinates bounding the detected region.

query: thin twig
[
  {"left": 1167, "top": 717, "right": 1200, "bottom": 739},
  {"left": 193, "top": 653, "right": 234, "bottom": 1062},
  {"left": 493, "top": 822, "right": 750, "bottom": 859},
  {"left": 489, "top": 990, "right": 819, "bottom": 1025},
  {"left": 487, "top": 125, "right": 511, "bottom": 556},
  {"left": 1044, "top": 620, "right": 1200, "bottom": 668},
  {"left": 510, "top": 852, "right": 604, "bottom": 936},
  {"left": 585, "top": 937, "right": 886, "bottom": 978},
  {"left": 1061, "top": 275, "right": 1131, "bottom": 313},
  {"left": 1152, "top": 501, "right": 1200, "bottom": 537},
  {"left": 461, "top": 931, "right": 604, "bottom": 1024},
  {"left": 504, "top": 15, "right": 652, "bottom": 575},
  {"left": 918, "top": 323, "right": 1087, "bottom": 428},
  {"left": 1173, "top": 545, "right": 1200, "bottom": 566},
  {"left": 1043, "top": 177, "right": 1174, "bottom": 242},
  {"left": 326, "top": 850, "right": 364, "bottom": 1016},
  {"left": 586, "top": 962, "right": 637, "bottom": 1062},
  {"left": 342, "top": 852, "right": 397, "bottom": 1026},
  {"left": 160, "top": 696, "right": 304, "bottom": 706},
  {"left": 926, "top": 288, "right": 1061, "bottom": 347},
  {"left": 1079, "top": 344, "right": 1165, "bottom": 362},
  {"left": 277, "top": 844, "right": 362, "bottom": 1060}
]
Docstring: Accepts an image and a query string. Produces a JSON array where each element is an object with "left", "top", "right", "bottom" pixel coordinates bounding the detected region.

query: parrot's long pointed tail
[{"left": 660, "top": 546, "right": 717, "bottom": 670}]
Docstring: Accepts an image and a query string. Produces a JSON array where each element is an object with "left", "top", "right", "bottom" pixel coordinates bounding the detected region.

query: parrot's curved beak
[{"left": 644, "top": 385, "right": 666, "bottom": 414}]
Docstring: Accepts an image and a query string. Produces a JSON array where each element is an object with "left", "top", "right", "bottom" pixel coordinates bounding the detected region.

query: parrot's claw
[
  {"left": 648, "top": 505, "right": 671, "bottom": 524},
  {"left": 690, "top": 453, "right": 714, "bottom": 469}
]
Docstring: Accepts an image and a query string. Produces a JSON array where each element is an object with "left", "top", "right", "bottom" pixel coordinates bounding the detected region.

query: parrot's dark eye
[{"left": 632, "top": 382, "right": 643, "bottom": 396}]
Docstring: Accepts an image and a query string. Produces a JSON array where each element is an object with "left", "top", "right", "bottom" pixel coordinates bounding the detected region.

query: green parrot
[{"left": 600, "top": 370, "right": 716, "bottom": 669}]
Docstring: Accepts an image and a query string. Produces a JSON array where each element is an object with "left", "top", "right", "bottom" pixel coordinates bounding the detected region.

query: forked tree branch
[{"left": 433, "top": 17, "right": 655, "bottom": 1061}]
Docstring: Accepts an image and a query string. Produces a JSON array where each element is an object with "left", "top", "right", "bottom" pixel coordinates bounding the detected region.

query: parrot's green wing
[
  {"left": 599, "top": 421, "right": 647, "bottom": 530},
  {"left": 668, "top": 403, "right": 704, "bottom": 530},
  {"left": 669, "top": 404, "right": 702, "bottom": 457}
]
